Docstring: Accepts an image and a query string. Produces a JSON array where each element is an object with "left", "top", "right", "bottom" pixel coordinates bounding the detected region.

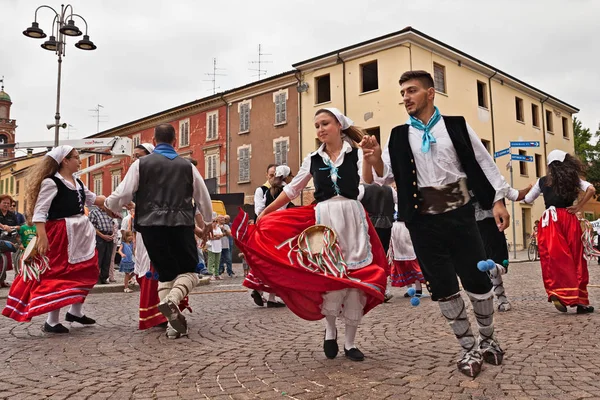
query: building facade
[
  {"left": 0, "top": 85, "right": 16, "bottom": 160},
  {"left": 292, "top": 27, "right": 579, "bottom": 250}
]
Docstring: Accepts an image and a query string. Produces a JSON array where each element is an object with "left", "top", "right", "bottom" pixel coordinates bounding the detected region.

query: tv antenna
[
  {"left": 0, "top": 75, "right": 4, "bottom": 91},
  {"left": 204, "top": 58, "right": 226, "bottom": 94},
  {"left": 89, "top": 104, "right": 108, "bottom": 132},
  {"left": 249, "top": 44, "right": 272, "bottom": 80}
]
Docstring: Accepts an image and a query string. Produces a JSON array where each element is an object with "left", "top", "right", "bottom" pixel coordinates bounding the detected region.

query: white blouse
[
  {"left": 32, "top": 173, "right": 97, "bottom": 223},
  {"left": 523, "top": 178, "right": 592, "bottom": 204},
  {"left": 283, "top": 141, "right": 365, "bottom": 201}
]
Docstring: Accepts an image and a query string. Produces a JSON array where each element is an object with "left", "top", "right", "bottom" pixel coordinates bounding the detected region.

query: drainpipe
[
  {"left": 294, "top": 71, "right": 303, "bottom": 205},
  {"left": 337, "top": 53, "right": 347, "bottom": 114},
  {"left": 220, "top": 94, "right": 229, "bottom": 193},
  {"left": 540, "top": 96, "right": 550, "bottom": 172},
  {"left": 488, "top": 71, "right": 498, "bottom": 154},
  {"left": 400, "top": 43, "right": 413, "bottom": 70}
]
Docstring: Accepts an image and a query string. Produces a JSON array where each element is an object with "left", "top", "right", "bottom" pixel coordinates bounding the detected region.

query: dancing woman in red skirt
[
  {"left": 234, "top": 108, "right": 388, "bottom": 361},
  {"left": 2, "top": 146, "right": 107, "bottom": 333},
  {"left": 523, "top": 150, "right": 596, "bottom": 314}
]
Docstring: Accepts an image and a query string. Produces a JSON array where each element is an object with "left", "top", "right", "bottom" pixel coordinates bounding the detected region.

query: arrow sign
[
  {"left": 511, "top": 154, "right": 534, "bottom": 162},
  {"left": 510, "top": 141, "right": 540, "bottom": 148},
  {"left": 494, "top": 148, "right": 510, "bottom": 158}
]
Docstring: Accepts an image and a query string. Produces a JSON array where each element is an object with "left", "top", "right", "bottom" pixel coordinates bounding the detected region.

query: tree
[{"left": 573, "top": 117, "right": 600, "bottom": 193}]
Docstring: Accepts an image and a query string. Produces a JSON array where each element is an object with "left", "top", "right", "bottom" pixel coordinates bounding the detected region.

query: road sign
[
  {"left": 511, "top": 154, "right": 534, "bottom": 162},
  {"left": 494, "top": 148, "right": 510, "bottom": 158},
  {"left": 510, "top": 141, "right": 540, "bottom": 148}
]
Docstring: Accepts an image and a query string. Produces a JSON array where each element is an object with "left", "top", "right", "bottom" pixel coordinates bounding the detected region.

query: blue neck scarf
[
  {"left": 153, "top": 143, "right": 178, "bottom": 160},
  {"left": 408, "top": 106, "right": 442, "bottom": 153}
]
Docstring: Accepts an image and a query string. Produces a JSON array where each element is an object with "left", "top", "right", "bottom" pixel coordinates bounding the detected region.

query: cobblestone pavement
[{"left": 2, "top": 261, "right": 600, "bottom": 400}]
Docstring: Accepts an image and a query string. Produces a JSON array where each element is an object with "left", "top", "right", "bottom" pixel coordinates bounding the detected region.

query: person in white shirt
[
  {"left": 361, "top": 70, "right": 510, "bottom": 378},
  {"left": 207, "top": 214, "right": 223, "bottom": 279},
  {"left": 253, "top": 164, "right": 277, "bottom": 218}
]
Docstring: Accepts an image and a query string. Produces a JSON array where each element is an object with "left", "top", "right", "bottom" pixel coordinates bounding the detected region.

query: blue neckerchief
[
  {"left": 153, "top": 143, "right": 178, "bottom": 160},
  {"left": 408, "top": 106, "right": 442, "bottom": 153}
]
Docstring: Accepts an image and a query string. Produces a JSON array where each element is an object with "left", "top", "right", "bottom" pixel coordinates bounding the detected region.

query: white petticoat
[
  {"left": 134, "top": 232, "right": 150, "bottom": 277},
  {"left": 390, "top": 221, "right": 417, "bottom": 261}
]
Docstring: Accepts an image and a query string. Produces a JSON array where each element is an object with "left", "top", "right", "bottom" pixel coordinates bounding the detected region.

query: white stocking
[
  {"left": 344, "top": 324, "right": 358, "bottom": 350},
  {"left": 68, "top": 302, "right": 84, "bottom": 318},
  {"left": 324, "top": 315, "right": 337, "bottom": 340},
  {"left": 46, "top": 309, "right": 60, "bottom": 326},
  {"left": 268, "top": 293, "right": 276, "bottom": 302}
]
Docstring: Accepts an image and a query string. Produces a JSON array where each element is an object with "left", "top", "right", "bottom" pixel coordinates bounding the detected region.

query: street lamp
[{"left": 23, "top": 4, "right": 97, "bottom": 147}]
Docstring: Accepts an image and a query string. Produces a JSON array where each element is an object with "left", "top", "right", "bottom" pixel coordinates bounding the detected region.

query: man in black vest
[
  {"left": 362, "top": 70, "right": 512, "bottom": 378},
  {"left": 105, "top": 124, "right": 213, "bottom": 339}
]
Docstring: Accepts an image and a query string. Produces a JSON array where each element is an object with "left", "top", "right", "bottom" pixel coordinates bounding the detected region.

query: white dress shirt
[
  {"left": 33, "top": 173, "right": 97, "bottom": 223},
  {"left": 254, "top": 184, "right": 269, "bottom": 216},
  {"left": 104, "top": 159, "right": 213, "bottom": 224},
  {"left": 376, "top": 118, "right": 510, "bottom": 203},
  {"left": 524, "top": 178, "right": 591, "bottom": 205},
  {"left": 284, "top": 140, "right": 365, "bottom": 201}
]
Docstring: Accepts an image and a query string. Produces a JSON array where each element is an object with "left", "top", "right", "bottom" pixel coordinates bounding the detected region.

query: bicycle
[{"left": 527, "top": 235, "right": 538, "bottom": 261}]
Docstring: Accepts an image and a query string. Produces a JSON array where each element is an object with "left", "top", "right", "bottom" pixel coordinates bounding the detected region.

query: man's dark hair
[
  {"left": 134, "top": 144, "right": 151, "bottom": 155},
  {"left": 399, "top": 70, "right": 435, "bottom": 89},
  {"left": 154, "top": 124, "right": 176, "bottom": 144},
  {"left": 266, "top": 163, "right": 277, "bottom": 172}
]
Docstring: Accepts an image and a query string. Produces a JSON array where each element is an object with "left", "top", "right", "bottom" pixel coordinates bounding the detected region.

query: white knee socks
[
  {"left": 68, "top": 302, "right": 84, "bottom": 318},
  {"left": 344, "top": 324, "right": 358, "bottom": 350},
  {"left": 46, "top": 309, "right": 60, "bottom": 326},
  {"left": 325, "top": 315, "right": 337, "bottom": 340}
]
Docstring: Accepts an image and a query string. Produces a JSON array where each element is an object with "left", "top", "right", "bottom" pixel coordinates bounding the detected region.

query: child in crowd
[
  {"left": 239, "top": 252, "right": 249, "bottom": 277},
  {"left": 118, "top": 231, "right": 135, "bottom": 293}
]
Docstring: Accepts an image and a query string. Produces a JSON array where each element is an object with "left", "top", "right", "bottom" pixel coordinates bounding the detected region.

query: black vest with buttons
[
  {"left": 47, "top": 176, "right": 86, "bottom": 220},
  {"left": 389, "top": 116, "right": 495, "bottom": 222},
  {"left": 310, "top": 147, "right": 360, "bottom": 203}
]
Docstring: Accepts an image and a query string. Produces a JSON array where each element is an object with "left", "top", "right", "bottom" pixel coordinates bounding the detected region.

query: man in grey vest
[{"left": 105, "top": 124, "right": 213, "bottom": 338}]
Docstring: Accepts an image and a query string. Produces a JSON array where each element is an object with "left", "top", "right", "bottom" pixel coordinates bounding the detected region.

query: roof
[
  {"left": 293, "top": 26, "right": 578, "bottom": 113},
  {"left": 0, "top": 91, "right": 10, "bottom": 102}
]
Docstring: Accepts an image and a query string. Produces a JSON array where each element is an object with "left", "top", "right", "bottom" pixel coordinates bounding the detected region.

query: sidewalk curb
[{"left": 0, "top": 277, "right": 211, "bottom": 300}]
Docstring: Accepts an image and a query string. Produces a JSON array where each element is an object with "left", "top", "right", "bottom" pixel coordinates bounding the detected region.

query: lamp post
[{"left": 23, "top": 4, "right": 97, "bottom": 147}]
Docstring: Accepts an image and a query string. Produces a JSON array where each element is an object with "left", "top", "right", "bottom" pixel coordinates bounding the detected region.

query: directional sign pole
[{"left": 509, "top": 145, "right": 517, "bottom": 260}]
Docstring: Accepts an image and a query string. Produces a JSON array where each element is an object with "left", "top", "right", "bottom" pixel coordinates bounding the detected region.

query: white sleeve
[
  {"left": 81, "top": 181, "right": 97, "bottom": 206},
  {"left": 105, "top": 160, "right": 139, "bottom": 213},
  {"left": 191, "top": 164, "right": 214, "bottom": 223},
  {"left": 466, "top": 122, "right": 511, "bottom": 203},
  {"left": 120, "top": 216, "right": 129, "bottom": 231},
  {"left": 254, "top": 187, "right": 266, "bottom": 216},
  {"left": 283, "top": 154, "right": 313, "bottom": 201},
  {"left": 32, "top": 178, "right": 58, "bottom": 223},
  {"left": 523, "top": 179, "right": 542, "bottom": 204},
  {"left": 372, "top": 136, "right": 395, "bottom": 185},
  {"left": 505, "top": 187, "right": 520, "bottom": 202},
  {"left": 580, "top": 179, "right": 593, "bottom": 191}
]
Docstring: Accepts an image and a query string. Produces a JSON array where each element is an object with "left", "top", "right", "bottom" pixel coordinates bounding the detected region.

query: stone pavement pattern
[{"left": 1, "top": 261, "right": 600, "bottom": 400}]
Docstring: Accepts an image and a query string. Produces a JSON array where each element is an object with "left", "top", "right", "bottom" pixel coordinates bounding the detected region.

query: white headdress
[
  {"left": 322, "top": 107, "right": 354, "bottom": 130},
  {"left": 275, "top": 165, "right": 292, "bottom": 178},
  {"left": 140, "top": 143, "right": 155, "bottom": 154},
  {"left": 46, "top": 145, "right": 74, "bottom": 164}
]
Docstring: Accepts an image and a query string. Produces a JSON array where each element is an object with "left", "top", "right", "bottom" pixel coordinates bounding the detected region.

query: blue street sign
[
  {"left": 511, "top": 154, "right": 534, "bottom": 162},
  {"left": 494, "top": 148, "right": 510, "bottom": 158},
  {"left": 510, "top": 141, "right": 540, "bottom": 148}
]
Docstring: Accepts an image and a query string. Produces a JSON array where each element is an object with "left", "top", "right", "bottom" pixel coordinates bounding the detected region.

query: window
[
  {"left": 207, "top": 112, "right": 218, "bottom": 140},
  {"left": 93, "top": 173, "right": 103, "bottom": 195},
  {"left": 238, "top": 146, "right": 251, "bottom": 183},
  {"left": 535, "top": 154, "right": 542, "bottom": 178},
  {"left": 477, "top": 81, "right": 488, "bottom": 109},
  {"left": 95, "top": 154, "right": 101, "bottom": 164},
  {"left": 531, "top": 104, "right": 540, "bottom": 128},
  {"left": 132, "top": 134, "right": 141, "bottom": 148},
  {"left": 315, "top": 74, "right": 331, "bottom": 104},
  {"left": 274, "top": 92, "right": 287, "bottom": 125},
  {"left": 239, "top": 102, "right": 250, "bottom": 133},
  {"left": 205, "top": 153, "right": 219, "bottom": 179},
  {"left": 481, "top": 139, "right": 491, "bottom": 154},
  {"left": 361, "top": 60, "right": 378, "bottom": 93},
  {"left": 179, "top": 119, "right": 190, "bottom": 147},
  {"left": 519, "top": 150, "right": 528, "bottom": 176},
  {"left": 111, "top": 170, "right": 121, "bottom": 192},
  {"left": 562, "top": 117, "right": 569, "bottom": 138},
  {"left": 15, "top": 179, "right": 19, "bottom": 195},
  {"left": 274, "top": 137, "right": 289, "bottom": 165},
  {"left": 365, "top": 127, "right": 381, "bottom": 147},
  {"left": 10, "top": 177, "right": 13, "bottom": 194},
  {"left": 515, "top": 97, "right": 524, "bottom": 122},
  {"left": 433, "top": 63, "right": 446, "bottom": 94},
  {"left": 546, "top": 110, "right": 554, "bottom": 132},
  {"left": 0, "top": 180, "right": 3, "bottom": 193}
]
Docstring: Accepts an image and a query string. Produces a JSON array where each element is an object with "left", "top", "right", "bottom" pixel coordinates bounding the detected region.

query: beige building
[{"left": 293, "top": 26, "right": 579, "bottom": 250}]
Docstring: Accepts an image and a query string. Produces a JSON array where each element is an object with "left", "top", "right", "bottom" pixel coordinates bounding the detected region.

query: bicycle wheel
[{"left": 528, "top": 243, "right": 536, "bottom": 261}]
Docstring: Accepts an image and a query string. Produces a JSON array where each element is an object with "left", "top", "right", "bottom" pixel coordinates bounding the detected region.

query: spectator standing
[
  {"left": 88, "top": 205, "right": 115, "bottom": 284},
  {"left": 219, "top": 215, "right": 234, "bottom": 276}
]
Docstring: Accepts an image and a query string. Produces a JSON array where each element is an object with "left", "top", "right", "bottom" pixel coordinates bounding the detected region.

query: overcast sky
[{"left": 1, "top": 0, "right": 598, "bottom": 155}]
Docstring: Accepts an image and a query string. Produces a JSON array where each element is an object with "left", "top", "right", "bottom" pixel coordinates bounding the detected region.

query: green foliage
[{"left": 573, "top": 117, "right": 600, "bottom": 193}]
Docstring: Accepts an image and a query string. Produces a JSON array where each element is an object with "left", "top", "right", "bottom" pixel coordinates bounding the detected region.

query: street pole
[
  {"left": 54, "top": 45, "right": 63, "bottom": 147},
  {"left": 509, "top": 155, "right": 517, "bottom": 260}
]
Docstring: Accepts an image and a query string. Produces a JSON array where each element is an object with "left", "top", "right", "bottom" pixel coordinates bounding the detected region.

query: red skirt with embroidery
[
  {"left": 137, "top": 265, "right": 192, "bottom": 330},
  {"left": 538, "top": 208, "right": 589, "bottom": 306},
  {"left": 390, "top": 259, "right": 425, "bottom": 287},
  {"left": 2, "top": 219, "right": 98, "bottom": 322},
  {"left": 233, "top": 205, "right": 387, "bottom": 321},
  {"left": 242, "top": 270, "right": 273, "bottom": 293}
]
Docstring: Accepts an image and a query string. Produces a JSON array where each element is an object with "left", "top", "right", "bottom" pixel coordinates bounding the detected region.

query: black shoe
[
  {"left": 251, "top": 290, "right": 264, "bottom": 307},
  {"left": 266, "top": 301, "right": 286, "bottom": 308},
  {"left": 577, "top": 305, "right": 594, "bottom": 314},
  {"left": 550, "top": 295, "right": 567, "bottom": 312},
  {"left": 42, "top": 322, "right": 69, "bottom": 334},
  {"left": 324, "top": 330, "right": 338, "bottom": 359},
  {"left": 65, "top": 313, "right": 96, "bottom": 325},
  {"left": 344, "top": 347, "right": 365, "bottom": 361}
]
